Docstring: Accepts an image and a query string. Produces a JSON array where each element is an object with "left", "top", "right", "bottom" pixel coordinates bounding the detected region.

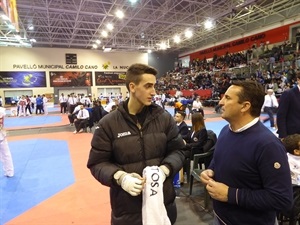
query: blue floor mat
[
  {"left": 4, "top": 116, "right": 62, "bottom": 128},
  {"left": 0, "top": 139, "right": 75, "bottom": 225}
]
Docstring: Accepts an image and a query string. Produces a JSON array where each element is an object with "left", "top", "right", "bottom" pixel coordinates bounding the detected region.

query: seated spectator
[
  {"left": 91, "top": 101, "right": 103, "bottom": 124},
  {"left": 102, "top": 98, "right": 119, "bottom": 117},
  {"left": 282, "top": 133, "right": 300, "bottom": 185},
  {"left": 174, "top": 111, "right": 189, "bottom": 142},
  {"left": 73, "top": 105, "right": 89, "bottom": 134},
  {"left": 185, "top": 112, "right": 208, "bottom": 157},
  {"left": 68, "top": 103, "right": 82, "bottom": 126}
]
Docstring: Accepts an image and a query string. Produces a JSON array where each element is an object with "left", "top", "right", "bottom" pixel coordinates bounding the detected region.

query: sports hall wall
[
  {"left": 179, "top": 20, "right": 300, "bottom": 61},
  {"left": 0, "top": 47, "right": 148, "bottom": 104}
]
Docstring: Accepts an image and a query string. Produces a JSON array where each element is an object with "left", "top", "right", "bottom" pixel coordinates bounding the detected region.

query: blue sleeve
[{"left": 227, "top": 141, "right": 293, "bottom": 211}]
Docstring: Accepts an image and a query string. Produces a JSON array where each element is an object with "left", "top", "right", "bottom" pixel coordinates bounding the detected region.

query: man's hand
[
  {"left": 120, "top": 173, "right": 144, "bottom": 196},
  {"left": 206, "top": 179, "right": 229, "bottom": 202},
  {"left": 200, "top": 169, "right": 214, "bottom": 185},
  {"left": 159, "top": 165, "right": 170, "bottom": 182}
]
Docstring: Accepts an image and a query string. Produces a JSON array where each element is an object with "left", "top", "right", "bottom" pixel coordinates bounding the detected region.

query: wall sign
[
  {"left": 0, "top": 71, "right": 46, "bottom": 88},
  {"left": 95, "top": 72, "right": 126, "bottom": 86},
  {"left": 49, "top": 71, "right": 92, "bottom": 87}
]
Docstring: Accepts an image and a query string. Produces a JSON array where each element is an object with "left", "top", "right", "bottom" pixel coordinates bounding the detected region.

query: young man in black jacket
[{"left": 87, "top": 63, "right": 185, "bottom": 225}]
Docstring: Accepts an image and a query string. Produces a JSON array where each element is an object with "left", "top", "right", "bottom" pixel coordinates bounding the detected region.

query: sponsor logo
[{"left": 117, "top": 131, "right": 131, "bottom": 138}]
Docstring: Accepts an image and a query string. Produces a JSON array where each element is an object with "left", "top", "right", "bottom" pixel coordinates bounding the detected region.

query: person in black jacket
[
  {"left": 277, "top": 73, "right": 300, "bottom": 138},
  {"left": 174, "top": 111, "right": 189, "bottom": 142},
  {"left": 87, "top": 63, "right": 185, "bottom": 225},
  {"left": 185, "top": 112, "right": 208, "bottom": 157}
]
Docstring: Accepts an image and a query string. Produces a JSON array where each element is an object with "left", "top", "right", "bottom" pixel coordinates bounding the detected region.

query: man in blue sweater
[{"left": 201, "top": 80, "right": 293, "bottom": 225}]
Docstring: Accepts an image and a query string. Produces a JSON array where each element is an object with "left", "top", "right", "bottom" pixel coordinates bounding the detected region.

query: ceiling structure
[{"left": 0, "top": 0, "right": 300, "bottom": 54}]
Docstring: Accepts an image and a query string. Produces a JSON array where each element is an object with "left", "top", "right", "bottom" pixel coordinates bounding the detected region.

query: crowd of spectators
[{"left": 156, "top": 40, "right": 300, "bottom": 101}]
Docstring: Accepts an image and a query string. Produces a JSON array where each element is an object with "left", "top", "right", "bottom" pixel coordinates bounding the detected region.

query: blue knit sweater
[{"left": 209, "top": 121, "right": 293, "bottom": 225}]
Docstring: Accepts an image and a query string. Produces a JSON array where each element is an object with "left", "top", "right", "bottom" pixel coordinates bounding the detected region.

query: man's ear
[
  {"left": 129, "top": 82, "right": 135, "bottom": 93},
  {"left": 241, "top": 101, "right": 251, "bottom": 113},
  {"left": 293, "top": 149, "right": 300, "bottom": 156}
]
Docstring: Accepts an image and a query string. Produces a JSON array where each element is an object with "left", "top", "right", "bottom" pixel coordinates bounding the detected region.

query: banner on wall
[
  {"left": 49, "top": 71, "right": 92, "bottom": 87},
  {"left": 0, "top": 71, "right": 46, "bottom": 88},
  {"left": 95, "top": 72, "right": 126, "bottom": 86}
]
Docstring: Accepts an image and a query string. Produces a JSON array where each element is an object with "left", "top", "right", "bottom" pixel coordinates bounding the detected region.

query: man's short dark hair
[
  {"left": 231, "top": 80, "right": 265, "bottom": 117},
  {"left": 176, "top": 111, "right": 186, "bottom": 119},
  {"left": 125, "top": 63, "right": 158, "bottom": 91},
  {"left": 282, "top": 134, "right": 300, "bottom": 154}
]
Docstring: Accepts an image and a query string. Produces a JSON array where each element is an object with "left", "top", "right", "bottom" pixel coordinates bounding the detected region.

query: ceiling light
[
  {"left": 204, "top": 19, "right": 214, "bottom": 30},
  {"left": 157, "top": 42, "right": 168, "bottom": 50},
  {"left": 103, "top": 47, "right": 112, "bottom": 52},
  {"left": 30, "top": 38, "right": 36, "bottom": 43},
  {"left": 1, "top": 15, "right": 10, "bottom": 20},
  {"left": 14, "top": 35, "right": 22, "bottom": 40},
  {"left": 106, "top": 23, "right": 114, "bottom": 31},
  {"left": 92, "top": 44, "right": 98, "bottom": 49},
  {"left": 28, "top": 25, "right": 34, "bottom": 30},
  {"left": 101, "top": 30, "right": 108, "bottom": 37},
  {"left": 115, "top": 10, "right": 124, "bottom": 19},
  {"left": 96, "top": 39, "right": 101, "bottom": 44},
  {"left": 184, "top": 30, "right": 193, "bottom": 38},
  {"left": 147, "top": 49, "right": 152, "bottom": 53},
  {"left": 173, "top": 35, "right": 181, "bottom": 43},
  {"left": 7, "top": 24, "right": 15, "bottom": 29},
  {"left": 129, "top": 0, "right": 138, "bottom": 3}
]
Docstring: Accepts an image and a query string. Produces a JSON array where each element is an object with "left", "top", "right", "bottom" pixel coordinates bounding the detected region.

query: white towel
[{"left": 142, "top": 166, "right": 171, "bottom": 225}]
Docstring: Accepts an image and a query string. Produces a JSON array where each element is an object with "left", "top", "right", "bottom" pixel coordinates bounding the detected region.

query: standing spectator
[
  {"left": 25, "top": 95, "right": 32, "bottom": 116},
  {"left": 68, "top": 93, "right": 77, "bottom": 114},
  {"left": 0, "top": 107, "right": 14, "bottom": 177},
  {"left": 59, "top": 93, "right": 68, "bottom": 114},
  {"left": 30, "top": 95, "right": 36, "bottom": 110},
  {"left": 277, "top": 73, "right": 300, "bottom": 138},
  {"left": 17, "top": 96, "right": 26, "bottom": 117},
  {"left": 161, "top": 91, "right": 166, "bottom": 109},
  {"left": 192, "top": 96, "right": 204, "bottom": 117},
  {"left": 200, "top": 80, "right": 292, "bottom": 224},
  {"left": 42, "top": 94, "right": 48, "bottom": 115},
  {"left": 87, "top": 63, "right": 185, "bottom": 225},
  {"left": 261, "top": 89, "right": 278, "bottom": 129},
  {"left": 0, "top": 96, "right": 3, "bottom": 107},
  {"left": 80, "top": 95, "right": 91, "bottom": 107},
  {"left": 36, "top": 94, "right": 44, "bottom": 114}
]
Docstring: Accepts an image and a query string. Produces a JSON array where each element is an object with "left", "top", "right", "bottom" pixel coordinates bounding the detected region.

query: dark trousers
[
  {"left": 25, "top": 104, "right": 32, "bottom": 114},
  {"left": 69, "top": 104, "right": 76, "bottom": 114},
  {"left": 60, "top": 102, "right": 67, "bottom": 113},
  {"left": 74, "top": 119, "right": 88, "bottom": 132},
  {"left": 262, "top": 106, "right": 275, "bottom": 127},
  {"left": 68, "top": 114, "right": 77, "bottom": 124},
  {"left": 36, "top": 104, "right": 44, "bottom": 114}
]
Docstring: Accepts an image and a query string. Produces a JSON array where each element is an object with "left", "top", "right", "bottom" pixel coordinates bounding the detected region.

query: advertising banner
[
  {"left": 0, "top": 71, "right": 46, "bottom": 88},
  {"left": 95, "top": 71, "right": 126, "bottom": 86},
  {"left": 49, "top": 71, "right": 92, "bottom": 87}
]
